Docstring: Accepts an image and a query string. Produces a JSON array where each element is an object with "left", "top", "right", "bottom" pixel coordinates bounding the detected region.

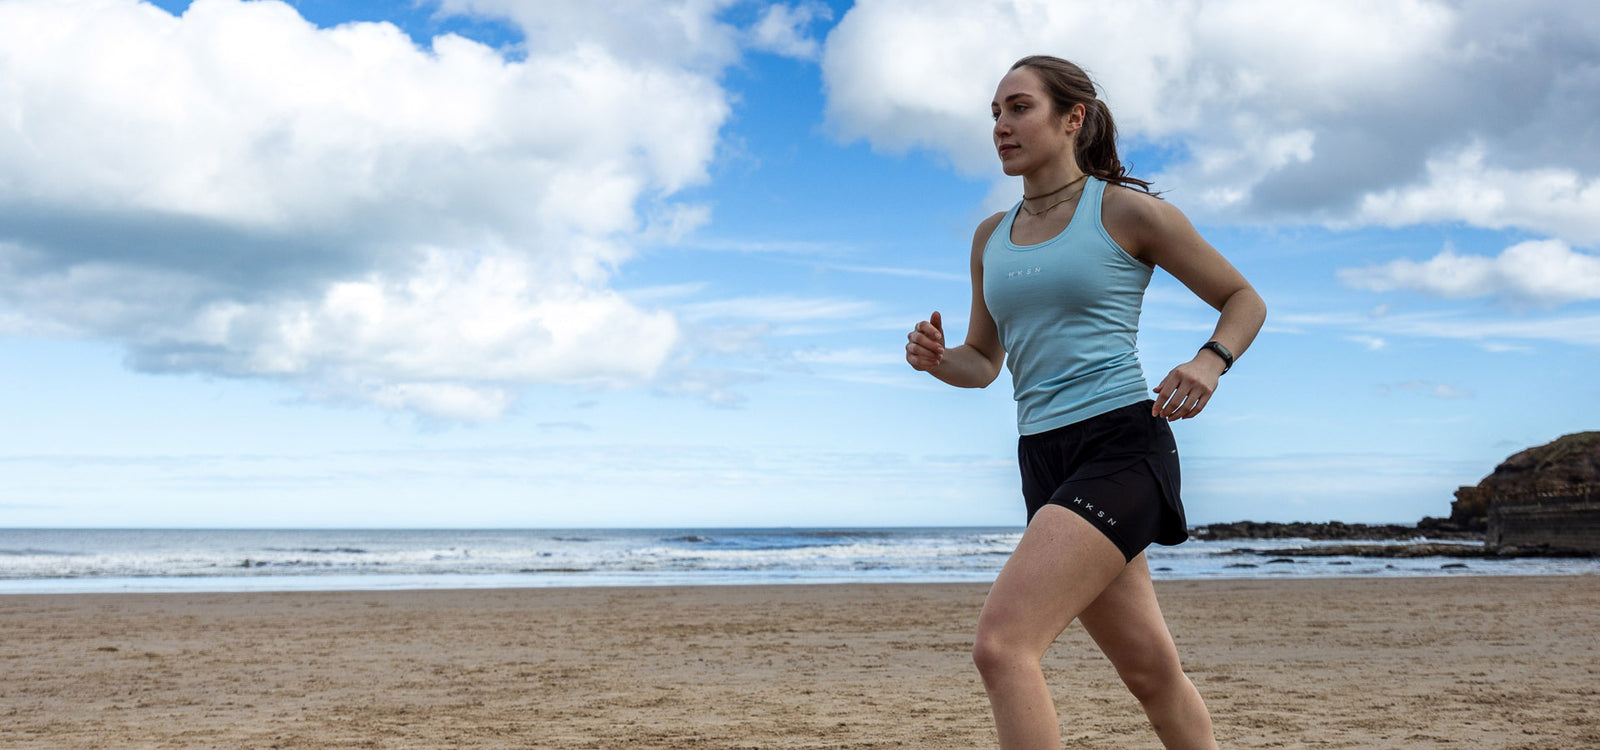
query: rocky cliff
[
  {"left": 1200, "top": 433, "right": 1600, "bottom": 558},
  {"left": 1453, "top": 432, "right": 1600, "bottom": 554}
]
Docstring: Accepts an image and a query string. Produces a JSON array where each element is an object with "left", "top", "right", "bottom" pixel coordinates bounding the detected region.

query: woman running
[{"left": 905, "top": 55, "right": 1266, "bottom": 749}]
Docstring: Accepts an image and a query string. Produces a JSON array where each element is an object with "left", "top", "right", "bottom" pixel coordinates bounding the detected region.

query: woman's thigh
[
  {"left": 975, "top": 504, "right": 1127, "bottom": 658},
  {"left": 1076, "top": 554, "right": 1185, "bottom": 691}
]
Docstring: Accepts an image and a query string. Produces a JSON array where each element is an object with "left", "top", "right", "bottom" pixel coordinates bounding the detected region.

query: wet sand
[{"left": 1, "top": 576, "right": 1596, "bottom": 748}]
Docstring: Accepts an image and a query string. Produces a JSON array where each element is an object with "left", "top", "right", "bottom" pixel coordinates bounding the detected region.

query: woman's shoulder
[
  {"left": 1101, "top": 181, "right": 1171, "bottom": 222},
  {"left": 976, "top": 209, "right": 1008, "bottom": 235},
  {"left": 972, "top": 209, "right": 1008, "bottom": 245},
  {"left": 968, "top": 210, "right": 1009, "bottom": 264},
  {"left": 1101, "top": 181, "right": 1188, "bottom": 253}
]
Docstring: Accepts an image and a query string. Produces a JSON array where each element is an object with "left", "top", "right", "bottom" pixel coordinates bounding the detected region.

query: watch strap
[{"left": 1200, "top": 341, "right": 1234, "bottom": 374}]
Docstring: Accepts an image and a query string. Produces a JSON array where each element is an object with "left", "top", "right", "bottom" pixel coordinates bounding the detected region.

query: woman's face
[{"left": 991, "top": 67, "right": 1079, "bottom": 177}]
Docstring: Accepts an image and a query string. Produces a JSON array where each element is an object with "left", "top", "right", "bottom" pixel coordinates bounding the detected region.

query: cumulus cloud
[
  {"left": 1339, "top": 239, "right": 1600, "bottom": 307},
  {"left": 820, "top": 0, "right": 1600, "bottom": 244},
  {"left": 436, "top": 0, "right": 743, "bottom": 70},
  {"left": 0, "top": 0, "right": 734, "bottom": 420},
  {"left": 746, "top": 2, "right": 833, "bottom": 60},
  {"left": 1351, "top": 145, "right": 1600, "bottom": 245}
]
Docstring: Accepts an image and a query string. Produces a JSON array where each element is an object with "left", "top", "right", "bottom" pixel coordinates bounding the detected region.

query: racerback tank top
[{"left": 982, "top": 176, "right": 1153, "bottom": 435}]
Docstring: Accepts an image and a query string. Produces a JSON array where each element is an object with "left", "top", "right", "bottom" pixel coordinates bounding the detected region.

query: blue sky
[{"left": 1, "top": 0, "right": 1596, "bottom": 528}]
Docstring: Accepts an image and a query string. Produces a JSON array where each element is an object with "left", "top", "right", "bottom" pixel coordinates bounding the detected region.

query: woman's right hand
[{"left": 906, "top": 311, "right": 945, "bottom": 371}]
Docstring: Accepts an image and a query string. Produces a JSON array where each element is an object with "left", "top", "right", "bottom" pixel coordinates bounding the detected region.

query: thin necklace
[
  {"left": 1020, "top": 175, "right": 1088, "bottom": 217},
  {"left": 1022, "top": 173, "right": 1087, "bottom": 201}
]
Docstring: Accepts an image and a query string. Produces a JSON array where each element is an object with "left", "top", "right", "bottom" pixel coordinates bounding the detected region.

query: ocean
[{"left": 1, "top": 527, "right": 1595, "bottom": 595}]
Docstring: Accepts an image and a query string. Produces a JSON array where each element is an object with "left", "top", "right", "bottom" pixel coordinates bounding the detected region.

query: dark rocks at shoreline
[
  {"left": 1240, "top": 541, "right": 1596, "bottom": 560},
  {"left": 1250, "top": 542, "right": 1484, "bottom": 559},
  {"left": 1189, "top": 520, "right": 1482, "bottom": 543},
  {"left": 1191, "top": 519, "right": 1598, "bottom": 558},
  {"left": 1188, "top": 519, "right": 1595, "bottom": 557}
]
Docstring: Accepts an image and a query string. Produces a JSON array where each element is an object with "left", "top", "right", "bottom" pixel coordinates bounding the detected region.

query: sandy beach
[{"left": 1, "top": 576, "right": 1596, "bottom": 749}]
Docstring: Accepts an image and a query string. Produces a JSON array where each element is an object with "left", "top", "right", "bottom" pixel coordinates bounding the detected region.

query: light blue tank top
[{"left": 982, "top": 176, "right": 1153, "bottom": 435}]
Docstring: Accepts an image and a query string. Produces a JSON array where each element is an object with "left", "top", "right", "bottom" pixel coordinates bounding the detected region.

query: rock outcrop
[
  {"left": 1190, "top": 520, "right": 1475, "bottom": 542},
  {"left": 1457, "top": 432, "right": 1600, "bottom": 555},
  {"left": 1196, "top": 433, "right": 1600, "bottom": 558}
]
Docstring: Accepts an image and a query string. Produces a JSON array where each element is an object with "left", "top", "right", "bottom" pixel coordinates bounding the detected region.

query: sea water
[{"left": 1, "top": 527, "right": 1595, "bottom": 594}]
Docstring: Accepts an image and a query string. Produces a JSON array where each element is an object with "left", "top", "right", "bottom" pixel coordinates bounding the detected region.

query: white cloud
[
  {"left": 1278, "top": 306, "right": 1600, "bottom": 350},
  {"left": 1339, "top": 239, "right": 1600, "bottom": 307},
  {"left": 822, "top": 0, "right": 1454, "bottom": 173},
  {"left": 820, "top": 0, "right": 1600, "bottom": 244},
  {"left": 367, "top": 382, "right": 515, "bottom": 424},
  {"left": 652, "top": 366, "right": 762, "bottom": 408},
  {"left": 821, "top": 0, "right": 1041, "bottom": 173},
  {"left": 1350, "top": 145, "right": 1600, "bottom": 246},
  {"left": 678, "top": 295, "right": 878, "bottom": 324},
  {"left": 747, "top": 2, "right": 832, "bottom": 60},
  {"left": 1345, "top": 335, "right": 1387, "bottom": 351},
  {"left": 437, "top": 0, "right": 743, "bottom": 71},
  {"left": 1379, "top": 312, "right": 1600, "bottom": 349},
  {"left": 0, "top": 0, "right": 734, "bottom": 420},
  {"left": 821, "top": 264, "right": 967, "bottom": 282},
  {"left": 1397, "top": 380, "right": 1473, "bottom": 400},
  {"left": 791, "top": 346, "right": 900, "bottom": 367}
]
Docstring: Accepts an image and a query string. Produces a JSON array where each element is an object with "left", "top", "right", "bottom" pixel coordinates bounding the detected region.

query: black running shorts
[{"left": 1017, "top": 399, "right": 1187, "bottom": 561}]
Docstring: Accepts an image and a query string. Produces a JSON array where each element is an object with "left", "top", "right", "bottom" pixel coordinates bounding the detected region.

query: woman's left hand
[{"left": 1152, "top": 355, "right": 1226, "bottom": 421}]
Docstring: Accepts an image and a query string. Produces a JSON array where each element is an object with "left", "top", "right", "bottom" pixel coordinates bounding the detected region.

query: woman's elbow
[
  {"left": 1225, "top": 285, "right": 1266, "bottom": 315},
  {"left": 1245, "top": 287, "right": 1267, "bottom": 322},
  {"left": 974, "top": 350, "right": 1005, "bottom": 388}
]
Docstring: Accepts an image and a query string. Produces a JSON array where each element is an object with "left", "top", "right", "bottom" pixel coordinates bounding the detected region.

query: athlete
[{"left": 905, "top": 55, "right": 1267, "bottom": 749}]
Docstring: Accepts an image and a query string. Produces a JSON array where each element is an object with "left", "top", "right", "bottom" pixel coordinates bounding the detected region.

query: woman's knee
[
  {"left": 971, "top": 624, "right": 1036, "bottom": 679},
  {"left": 970, "top": 631, "right": 1004, "bottom": 676},
  {"left": 1117, "top": 658, "right": 1188, "bottom": 704}
]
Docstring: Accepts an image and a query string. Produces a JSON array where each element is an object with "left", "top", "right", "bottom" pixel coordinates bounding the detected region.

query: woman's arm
[
  {"left": 906, "top": 213, "right": 1008, "bottom": 388},
  {"left": 1112, "top": 191, "right": 1267, "bottom": 420}
]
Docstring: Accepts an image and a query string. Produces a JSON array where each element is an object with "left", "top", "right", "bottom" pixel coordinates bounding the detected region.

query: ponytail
[{"left": 1010, "top": 56, "right": 1157, "bottom": 195}]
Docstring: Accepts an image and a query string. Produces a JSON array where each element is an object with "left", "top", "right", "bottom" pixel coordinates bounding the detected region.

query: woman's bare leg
[
  {"left": 972, "top": 505, "right": 1126, "bottom": 749},
  {"left": 1078, "top": 554, "right": 1218, "bottom": 749}
]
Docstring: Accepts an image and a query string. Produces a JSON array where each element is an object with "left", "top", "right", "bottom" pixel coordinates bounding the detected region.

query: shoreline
[
  {"left": 3, "top": 576, "right": 1597, "bottom": 748},
  {"left": 1, "top": 564, "right": 1597, "bottom": 597},
  {"left": 5, "top": 527, "right": 1598, "bottom": 597},
  {"left": 0, "top": 569, "right": 1593, "bottom": 596},
  {"left": 6, "top": 527, "right": 1593, "bottom": 598},
  {"left": 5, "top": 565, "right": 1597, "bottom": 597}
]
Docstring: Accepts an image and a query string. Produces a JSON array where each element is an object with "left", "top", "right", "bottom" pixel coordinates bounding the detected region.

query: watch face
[{"left": 1204, "top": 342, "right": 1233, "bottom": 368}]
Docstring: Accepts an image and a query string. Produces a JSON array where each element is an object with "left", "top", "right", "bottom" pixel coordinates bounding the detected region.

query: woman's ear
[{"left": 1064, "top": 102, "right": 1086, "bottom": 134}]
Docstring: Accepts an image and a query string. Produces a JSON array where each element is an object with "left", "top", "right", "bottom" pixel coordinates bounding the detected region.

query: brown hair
[{"left": 1010, "top": 55, "right": 1156, "bottom": 195}]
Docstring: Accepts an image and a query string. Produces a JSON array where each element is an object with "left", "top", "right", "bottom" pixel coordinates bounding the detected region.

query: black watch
[{"left": 1200, "top": 341, "right": 1234, "bottom": 374}]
